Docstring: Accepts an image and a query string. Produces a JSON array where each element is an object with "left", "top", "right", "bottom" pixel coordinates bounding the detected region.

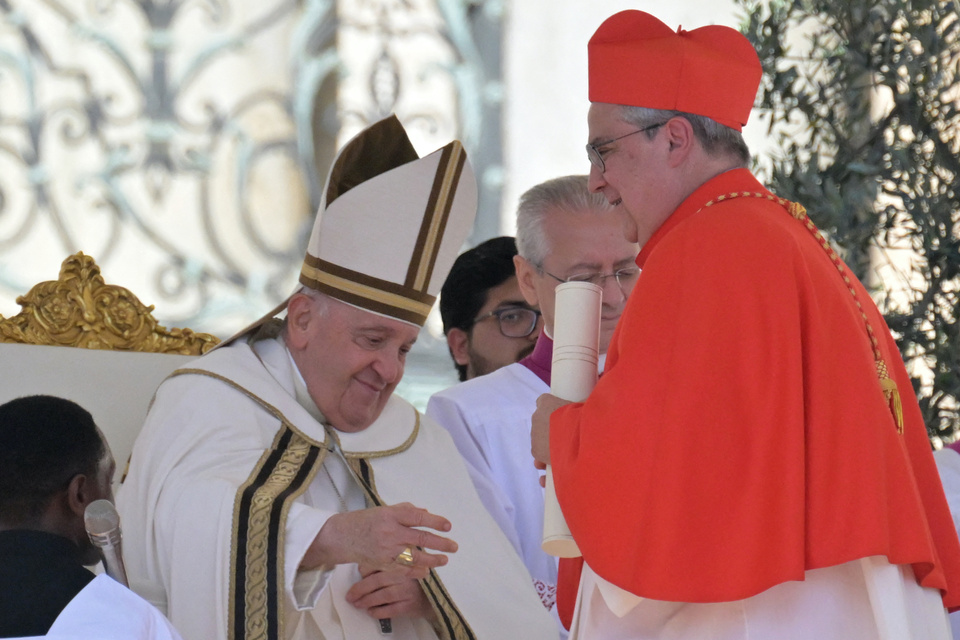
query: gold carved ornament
[{"left": 0, "top": 252, "right": 219, "bottom": 355}]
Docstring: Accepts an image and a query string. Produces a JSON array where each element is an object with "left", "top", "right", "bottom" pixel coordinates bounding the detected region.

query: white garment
[
  {"left": 45, "top": 574, "right": 183, "bottom": 639},
  {"left": 118, "top": 334, "right": 555, "bottom": 640},
  {"left": 570, "top": 557, "right": 950, "bottom": 640},
  {"left": 427, "top": 363, "right": 565, "bottom": 637},
  {"left": 933, "top": 448, "right": 960, "bottom": 639}
]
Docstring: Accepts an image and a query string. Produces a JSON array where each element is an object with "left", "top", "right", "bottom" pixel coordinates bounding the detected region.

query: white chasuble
[{"left": 118, "top": 335, "right": 555, "bottom": 640}]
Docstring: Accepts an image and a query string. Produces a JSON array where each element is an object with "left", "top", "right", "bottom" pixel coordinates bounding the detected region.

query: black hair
[
  {"left": 0, "top": 395, "right": 105, "bottom": 524},
  {"left": 439, "top": 236, "right": 519, "bottom": 381}
]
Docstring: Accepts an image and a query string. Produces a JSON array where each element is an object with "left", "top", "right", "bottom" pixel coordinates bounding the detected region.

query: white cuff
[{"left": 285, "top": 503, "right": 337, "bottom": 610}]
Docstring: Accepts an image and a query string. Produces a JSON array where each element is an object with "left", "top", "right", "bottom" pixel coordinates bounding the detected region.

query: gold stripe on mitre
[
  {"left": 406, "top": 141, "right": 467, "bottom": 292},
  {"left": 300, "top": 255, "right": 435, "bottom": 326}
]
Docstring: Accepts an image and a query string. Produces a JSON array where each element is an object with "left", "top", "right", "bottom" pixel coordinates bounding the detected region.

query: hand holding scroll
[
  {"left": 531, "top": 393, "right": 571, "bottom": 482},
  {"left": 539, "top": 281, "right": 602, "bottom": 558}
]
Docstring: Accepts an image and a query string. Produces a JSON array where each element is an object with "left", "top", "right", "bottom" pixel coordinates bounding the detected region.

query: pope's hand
[
  {"left": 531, "top": 393, "right": 571, "bottom": 476},
  {"left": 346, "top": 564, "right": 436, "bottom": 621},
  {"left": 301, "top": 502, "right": 457, "bottom": 576}
]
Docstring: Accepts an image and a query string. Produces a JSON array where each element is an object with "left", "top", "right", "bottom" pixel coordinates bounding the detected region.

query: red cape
[{"left": 550, "top": 170, "right": 960, "bottom": 617}]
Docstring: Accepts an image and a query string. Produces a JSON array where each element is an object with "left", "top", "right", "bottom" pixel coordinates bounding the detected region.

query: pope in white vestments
[{"left": 118, "top": 116, "right": 556, "bottom": 640}]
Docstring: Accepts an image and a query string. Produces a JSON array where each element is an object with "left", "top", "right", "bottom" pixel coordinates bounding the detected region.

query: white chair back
[{"left": 0, "top": 253, "right": 219, "bottom": 490}]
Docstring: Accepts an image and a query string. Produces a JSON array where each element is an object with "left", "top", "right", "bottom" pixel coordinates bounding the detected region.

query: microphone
[{"left": 84, "top": 499, "right": 129, "bottom": 587}]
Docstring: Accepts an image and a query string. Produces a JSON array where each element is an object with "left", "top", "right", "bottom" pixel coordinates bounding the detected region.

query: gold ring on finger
[{"left": 395, "top": 546, "right": 415, "bottom": 566}]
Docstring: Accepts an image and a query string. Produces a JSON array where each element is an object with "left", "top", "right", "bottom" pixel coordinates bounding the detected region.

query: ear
[
  {"left": 662, "top": 116, "right": 695, "bottom": 168},
  {"left": 514, "top": 256, "right": 540, "bottom": 307},
  {"left": 285, "top": 293, "right": 314, "bottom": 350},
  {"left": 65, "top": 474, "right": 90, "bottom": 519},
  {"left": 446, "top": 328, "right": 471, "bottom": 367}
]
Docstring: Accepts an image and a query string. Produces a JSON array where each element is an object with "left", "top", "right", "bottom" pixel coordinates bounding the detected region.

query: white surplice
[
  {"left": 45, "top": 574, "right": 183, "bottom": 640},
  {"left": 568, "top": 557, "right": 950, "bottom": 640},
  {"left": 118, "top": 332, "right": 555, "bottom": 640},
  {"left": 426, "top": 363, "right": 565, "bottom": 637}
]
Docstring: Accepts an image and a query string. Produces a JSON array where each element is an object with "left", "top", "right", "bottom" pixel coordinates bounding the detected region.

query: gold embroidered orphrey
[
  {"left": 0, "top": 252, "right": 219, "bottom": 354},
  {"left": 166, "top": 368, "right": 327, "bottom": 640}
]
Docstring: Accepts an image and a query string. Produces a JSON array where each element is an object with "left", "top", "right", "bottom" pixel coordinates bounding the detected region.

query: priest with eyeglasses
[{"left": 427, "top": 174, "right": 638, "bottom": 639}]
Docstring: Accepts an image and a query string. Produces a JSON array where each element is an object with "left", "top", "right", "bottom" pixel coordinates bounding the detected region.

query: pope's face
[
  {"left": 586, "top": 102, "right": 674, "bottom": 246},
  {"left": 288, "top": 294, "right": 419, "bottom": 432}
]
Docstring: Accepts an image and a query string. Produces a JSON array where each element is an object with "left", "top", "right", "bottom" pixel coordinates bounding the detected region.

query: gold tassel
[
  {"left": 787, "top": 201, "right": 807, "bottom": 220},
  {"left": 880, "top": 377, "right": 904, "bottom": 434}
]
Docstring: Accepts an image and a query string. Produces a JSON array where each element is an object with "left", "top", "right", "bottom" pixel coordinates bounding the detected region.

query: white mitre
[{"left": 221, "top": 114, "right": 478, "bottom": 346}]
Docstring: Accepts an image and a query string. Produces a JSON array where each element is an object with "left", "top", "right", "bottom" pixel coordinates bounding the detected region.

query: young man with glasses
[
  {"left": 428, "top": 174, "right": 638, "bottom": 638},
  {"left": 531, "top": 10, "right": 960, "bottom": 640},
  {"left": 440, "top": 236, "right": 543, "bottom": 382}
]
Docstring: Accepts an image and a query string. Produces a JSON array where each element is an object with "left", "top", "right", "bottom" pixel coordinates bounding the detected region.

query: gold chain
[{"left": 696, "top": 191, "right": 904, "bottom": 434}]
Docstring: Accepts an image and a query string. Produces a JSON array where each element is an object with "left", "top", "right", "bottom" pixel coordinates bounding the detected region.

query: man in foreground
[
  {"left": 532, "top": 11, "right": 960, "bottom": 639},
  {"left": 428, "top": 174, "right": 637, "bottom": 637},
  {"left": 0, "top": 395, "right": 180, "bottom": 639},
  {"left": 119, "top": 116, "right": 555, "bottom": 640},
  {"left": 439, "top": 236, "right": 541, "bottom": 382}
]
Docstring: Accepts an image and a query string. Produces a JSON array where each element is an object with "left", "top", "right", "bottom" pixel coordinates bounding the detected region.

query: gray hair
[
  {"left": 280, "top": 286, "right": 330, "bottom": 337},
  {"left": 515, "top": 175, "right": 613, "bottom": 266},
  {"left": 296, "top": 286, "right": 330, "bottom": 309},
  {"left": 619, "top": 106, "right": 751, "bottom": 167}
]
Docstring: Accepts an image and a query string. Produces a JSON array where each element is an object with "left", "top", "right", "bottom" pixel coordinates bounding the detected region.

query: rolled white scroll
[{"left": 542, "top": 281, "right": 602, "bottom": 558}]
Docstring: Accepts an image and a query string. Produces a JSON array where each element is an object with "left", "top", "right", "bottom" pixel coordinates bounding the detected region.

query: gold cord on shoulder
[{"left": 699, "top": 192, "right": 905, "bottom": 434}]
